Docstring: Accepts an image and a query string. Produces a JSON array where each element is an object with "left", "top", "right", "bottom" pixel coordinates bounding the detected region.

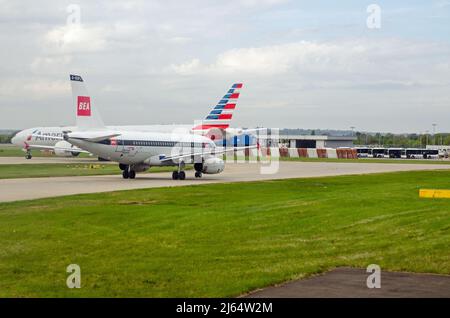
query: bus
[
  {"left": 388, "top": 148, "right": 402, "bottom": 158},
  {"left": 356, "top": 147, "right": 370, "bottom": 158},
  {"left": 422, "top": 149, "right": 439, "bottom": 159},
  {"left": 405, "top": 148, "right": 439, "bottom": 159},
  {"left": 371, "top": 148, "right": 386, "bottom": 158}
]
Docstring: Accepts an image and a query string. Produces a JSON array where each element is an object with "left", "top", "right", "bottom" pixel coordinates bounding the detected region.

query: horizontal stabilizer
[{"left": 67, "top": 131, "right": 121, "bottom": 142}]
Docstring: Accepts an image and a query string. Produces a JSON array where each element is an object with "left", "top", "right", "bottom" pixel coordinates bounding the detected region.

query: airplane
[
  {"left": 10, "top": 129, "right": 89, "bottom": 159},
  {"left": 11, "top": 81, "right": 247, "bottom": 159},
  {"left": 32, "top": 74, "right": 255, "bottom": 180}
]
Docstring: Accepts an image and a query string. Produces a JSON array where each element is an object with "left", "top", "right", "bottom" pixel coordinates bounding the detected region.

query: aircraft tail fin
[
  {"left": 70, "top": 74, "right": 105, "bottom": 130},
  {"left": 193, "top": 83, "right": 243, "bottom": 131}
]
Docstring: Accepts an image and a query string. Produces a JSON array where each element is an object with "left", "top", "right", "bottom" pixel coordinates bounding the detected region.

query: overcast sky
[{"left": 1, "top": 0, "right": 449, "bottom": 133}]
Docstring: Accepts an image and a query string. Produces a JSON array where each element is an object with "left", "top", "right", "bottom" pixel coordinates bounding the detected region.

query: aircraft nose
[
  {"left": 11, "top": 131, "right": 25, "bottom": 146},
  {"left": 11, "top": 133, "right": 19, "bottom": 146}
]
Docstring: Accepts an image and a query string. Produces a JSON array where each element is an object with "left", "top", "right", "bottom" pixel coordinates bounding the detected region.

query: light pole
[{"left": 432, "top": 123, "right": 437, "bottom": 145}]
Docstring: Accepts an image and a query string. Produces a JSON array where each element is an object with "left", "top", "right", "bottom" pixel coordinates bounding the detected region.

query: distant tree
[{"left": 0, "top": 133, "right": 14, "bottom": 144}]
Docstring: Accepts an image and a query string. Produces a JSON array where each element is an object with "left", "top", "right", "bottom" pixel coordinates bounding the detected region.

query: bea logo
[{"left": 77, "top": 96, "right": 91, "bottom": 116}]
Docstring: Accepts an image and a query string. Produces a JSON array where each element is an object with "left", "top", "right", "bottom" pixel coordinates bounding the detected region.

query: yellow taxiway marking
[{"left": 419, "top": 189, "right": 450, "bottom": 198}]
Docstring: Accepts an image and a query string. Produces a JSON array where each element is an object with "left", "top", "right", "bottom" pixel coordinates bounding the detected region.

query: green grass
[
  {"left": 0, "top": 144, "right": 91, "bottom": 158},
  {"left": 279, "top": 156, "right": 450, "bottom": 165},
  {"left": 0, "top": 164, "right": 184, "bottom": 179},
  {"left": 221, "top": 154, "right": 450, "bottom": 165},
  {"left": 0, "top": 170, "right": 449, "bottom": 297},
  {"left": 0, "top": 145, "right": 27, "bottom": 157}
]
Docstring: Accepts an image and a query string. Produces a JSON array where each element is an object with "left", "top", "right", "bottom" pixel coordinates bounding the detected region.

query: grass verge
[
  {"left": 279, "top": 156, "right": 450, "bottom": 165},
  {"left": 0, "top": 170, "right": 449, "bottom": 297},
  {"left": 0, "top": 144, "right": 91, "bottom": 158}
]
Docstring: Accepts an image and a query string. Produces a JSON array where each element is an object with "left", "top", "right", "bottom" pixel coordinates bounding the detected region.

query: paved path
[
  {"left": 244, "top": 267, "right": 450, "bottom": 298},
  {"left": 1, "top": 161, "right": 449, "bottom": 202}
]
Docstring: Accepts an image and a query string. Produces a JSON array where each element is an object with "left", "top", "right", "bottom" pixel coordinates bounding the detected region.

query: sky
[{"left": 0, "top": 0, "right": 449, "bottom": 133}]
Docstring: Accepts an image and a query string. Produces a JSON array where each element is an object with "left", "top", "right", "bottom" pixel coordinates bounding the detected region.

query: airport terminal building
[
  {"left": 279, "top": 135, "right": 356, "bottom": 149},
  {"left": 230, "top": 133, "right": 355, "bottom": 149}
]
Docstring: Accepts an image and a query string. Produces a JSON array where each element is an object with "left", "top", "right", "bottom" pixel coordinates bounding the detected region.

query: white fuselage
[
  {"left": 12, "top": 124, "right": 225, "bottom": 149},
  {"left": 67, "top": 131, "right": 216, "bottom": 166},
  {"left": 11, "top": 125, "right": 245, "bottom": 150},
  {"left": 11, "top": 125, "right": 192, "bottom": 149}
]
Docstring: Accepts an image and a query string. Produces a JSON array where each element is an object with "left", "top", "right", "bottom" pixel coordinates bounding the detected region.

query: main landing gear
[
  {"left": 120, "top": 164, "right": 136, "bottom": 179},
  {"left": 171, "top": 163, "right": 203, "bottom": 180},
  {"left": 172, "top": 170, "right": 185, "bottom": 180},
  {"left": 25, "top": 150, "right": 32, "bottom": 160},
  {"left": 194, "top": 162, "right": 203, "bottom": 178},
  {"left": 122, "top": 169, "right": 136, "bottom": 179},
  {"left": 172, "top": 161, "right": 186, "bottom": 180}
]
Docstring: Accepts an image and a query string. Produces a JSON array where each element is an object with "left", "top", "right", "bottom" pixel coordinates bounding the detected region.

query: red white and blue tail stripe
[{"left": 193, "top": 83, "right": 243, "bottom": 130}]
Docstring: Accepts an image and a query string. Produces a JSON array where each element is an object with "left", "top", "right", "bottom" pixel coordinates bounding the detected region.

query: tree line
[
  {"left": 355, "top": 132, "right": 450, "bottom": 148},
  {"left": 0, "top": 133, "right": 16, "bottom": 144}
]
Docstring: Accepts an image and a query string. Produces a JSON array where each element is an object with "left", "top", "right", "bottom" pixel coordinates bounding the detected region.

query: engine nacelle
[
  {"left": 54, "top": 141, "right": 79, "bottom": 157},
  {"left": 130, "top": 163, "right": 150, "bottom": 173},
  {"left": 199, "top": 157, "right": 225, "bottom": 174},
  {"left": 204, "top": 128, "right": 225, "bottom": 141}
]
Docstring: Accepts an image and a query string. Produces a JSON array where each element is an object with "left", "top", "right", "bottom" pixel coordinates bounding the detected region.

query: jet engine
[
  {"left": 195, "top": 157, "right": 225, "bottom": 174},
  {"left": 204, "top": 128, "right": 225, "bottom": 141},
  {"left": 54, "top": 141, "right": 80, "bottom": 157}
]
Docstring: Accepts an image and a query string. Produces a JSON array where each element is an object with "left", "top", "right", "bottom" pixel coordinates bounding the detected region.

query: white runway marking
[{"left": 1, "top": 161, "right": 449, "bottom": 203}]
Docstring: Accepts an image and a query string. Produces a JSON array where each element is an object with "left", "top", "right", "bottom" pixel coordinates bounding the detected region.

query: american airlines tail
[
  {"left": 70, "top": 74, "right": 105, "bottom": 131},
  {"left": 192, "top": 83, "right": 243, "bottom": 131}
]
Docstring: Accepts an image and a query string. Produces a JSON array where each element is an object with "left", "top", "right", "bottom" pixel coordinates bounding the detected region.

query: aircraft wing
[
  {"left": 25, "top": 143, "right": 90, "bottom": 154},
  {"left": 31, "top": 131, "right": 121, "bottom": 143},
  {"left": 159, "top": 145, "right": 257, "bottom": 162}
]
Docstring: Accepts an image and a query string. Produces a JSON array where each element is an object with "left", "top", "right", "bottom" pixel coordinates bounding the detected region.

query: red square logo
[{"left": 77, "top": 96, "right": 91, "bottom": 116}]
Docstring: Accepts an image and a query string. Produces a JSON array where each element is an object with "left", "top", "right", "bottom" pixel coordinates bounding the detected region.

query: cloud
[
  {"left": 0, "top": 78, "right": 69, "bottom": 100},
  {"left": 1, "top": 0, "right": 450, "bottom": 132},
  {"left": 434, "top": 0, "right": 450, "bottom": 8},
  {"left": 168, "top": 39, "right": 450, "bottom": 89},
  {"left": 44, "top": 24, "right": 109, "bottom": 53},
  {"left": 239, "top": 0, "right": 290, "bottom": 8},
  {"left": 30, "top": 56, "right": 72, "bottom": 74}
]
